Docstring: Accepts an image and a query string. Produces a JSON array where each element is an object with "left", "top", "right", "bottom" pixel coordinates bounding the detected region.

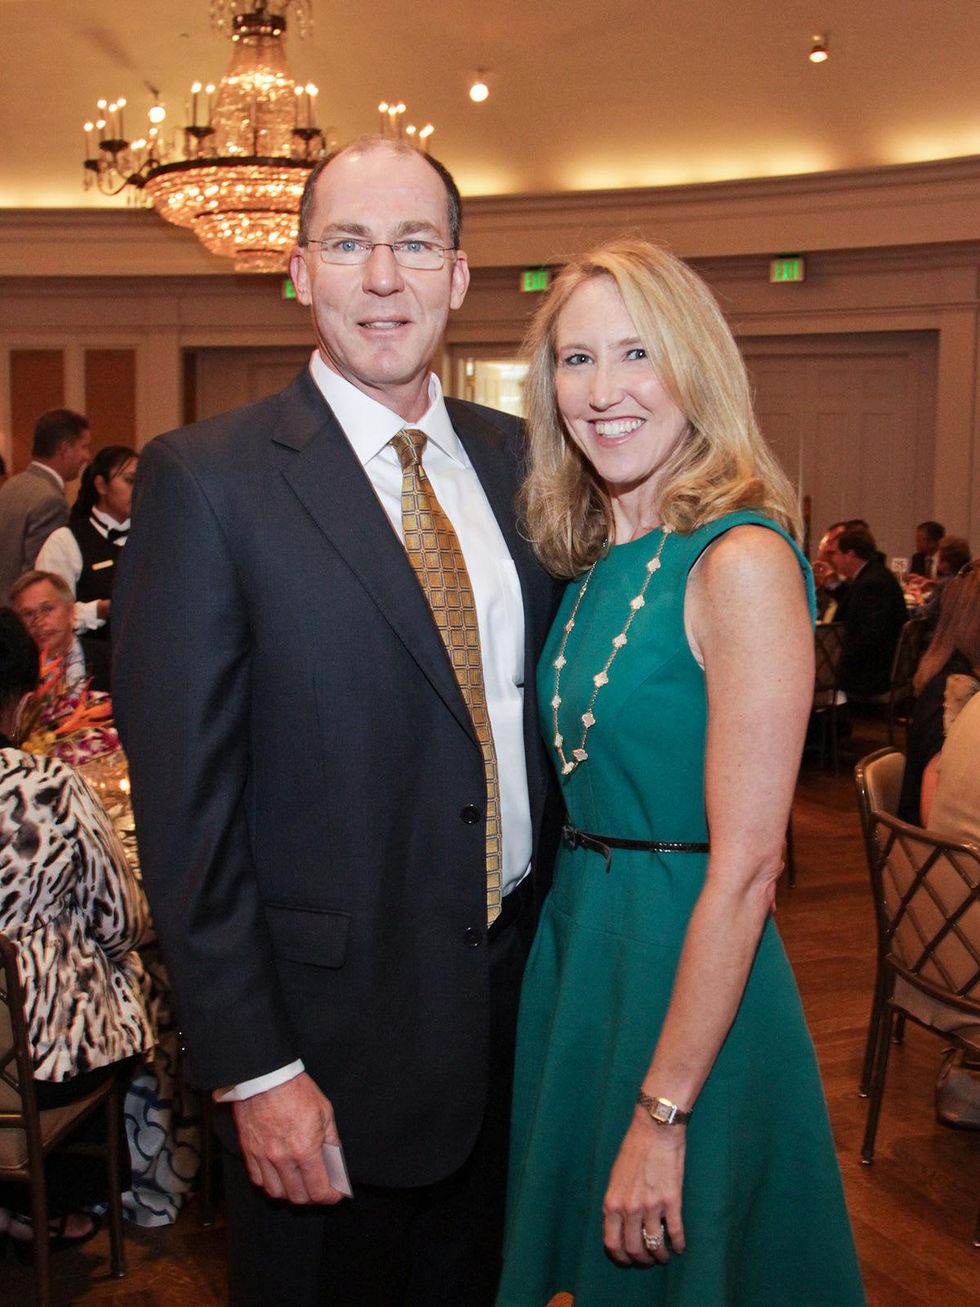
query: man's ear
[
  {"left": 449, "top": 250, "right": 470, "bottom": 311},
  {"left": 290, "top": 247, "right": 312, "bottom": 305}
]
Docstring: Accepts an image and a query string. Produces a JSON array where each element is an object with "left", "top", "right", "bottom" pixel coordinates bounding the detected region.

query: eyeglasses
[{"left": 306, "top": 237, "right": 456, "bottom": 270}]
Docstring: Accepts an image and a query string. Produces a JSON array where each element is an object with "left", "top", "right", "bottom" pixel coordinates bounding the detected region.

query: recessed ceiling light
[
  {"left": 469, "top": 71, "right": 490, "bottom": 103},
  {"left": 809, "top": 34, "right": 829, "bottom": 63}
]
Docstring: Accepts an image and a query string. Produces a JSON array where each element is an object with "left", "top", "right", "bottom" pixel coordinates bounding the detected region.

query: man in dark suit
[
  {"left": 0, "top": 409, "right": 91, "bottom": 602},
  {"left": 112, "top": 137, "right": 559, "bottom": 1307},
  {"left": 829, "top": 527, "right": 909, "bottom": 698},
  {"left": 909, "top": 518, "right": 945, "bottom": 579}
]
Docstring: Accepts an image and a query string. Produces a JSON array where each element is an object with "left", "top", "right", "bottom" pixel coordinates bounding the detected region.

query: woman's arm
[
  {"left": 920, "top": 752, "right": 941, "bottom": 825},
  {"left": 67, "top": 766, "right": 151, "bottom": 958},
  {"left": 603, "top": 524, "right": 813, "bottom": 1265}
]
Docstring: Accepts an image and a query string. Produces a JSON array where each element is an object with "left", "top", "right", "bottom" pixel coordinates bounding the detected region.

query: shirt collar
[
  {"left": 308, "top": 351, "right": 468, "bottom": 469},
  {"left": 64, "top": 638, "right": 86, "bottom": 689},
  {"left": 90, "top": 506, "right": 130, "bottom": 535}
]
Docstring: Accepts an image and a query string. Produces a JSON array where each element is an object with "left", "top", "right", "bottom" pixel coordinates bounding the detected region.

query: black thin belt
[{"left": 562, "top": 823, "right": 709, "bottom": 872}]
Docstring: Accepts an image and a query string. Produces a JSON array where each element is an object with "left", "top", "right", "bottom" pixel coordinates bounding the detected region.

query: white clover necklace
[{"left": 552, "top": 525, "right": 672, "bottom": 776}]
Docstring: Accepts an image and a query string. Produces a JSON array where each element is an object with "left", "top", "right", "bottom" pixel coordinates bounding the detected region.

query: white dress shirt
[
  {"left": 218, "top": 357, "right": 531, "bottom": 1103},
  {"left": 36, "top": 507, "right": 129, "bottom": 632}
]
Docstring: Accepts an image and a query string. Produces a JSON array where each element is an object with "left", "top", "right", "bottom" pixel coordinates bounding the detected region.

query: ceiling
[{"left": 4, "top": 0, "right": 980, "bottom": 209}]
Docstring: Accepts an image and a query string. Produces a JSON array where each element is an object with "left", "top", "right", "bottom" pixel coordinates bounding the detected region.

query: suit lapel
[{"left": 273, "top": 372, "right": 476, "bottom": 741}]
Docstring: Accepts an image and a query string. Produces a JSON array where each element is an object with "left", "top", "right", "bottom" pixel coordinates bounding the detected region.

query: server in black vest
[{"left": 36, "top": 445, "right": 138, "bottom": 646}]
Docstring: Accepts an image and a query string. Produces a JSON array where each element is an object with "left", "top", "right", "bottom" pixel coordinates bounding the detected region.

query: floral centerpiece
[{"left": 18, "top": 652, "right": 120, "bottom": 766}]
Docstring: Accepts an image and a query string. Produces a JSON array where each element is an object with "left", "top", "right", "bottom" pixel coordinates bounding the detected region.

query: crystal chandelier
[{"left": 84, "top": 2, "right": 325, "bottom": 273}]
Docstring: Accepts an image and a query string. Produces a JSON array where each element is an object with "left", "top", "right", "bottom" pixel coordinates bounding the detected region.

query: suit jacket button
[
  {"left": 460, "top": 804, "right": 481, "bottom": 824},
  {"left": 463, "top": 926, "right": 483, "bottom": 947}
]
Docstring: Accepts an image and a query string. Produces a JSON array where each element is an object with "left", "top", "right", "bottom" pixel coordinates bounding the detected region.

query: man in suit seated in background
[
  {"left": 828, "top": 527, "right": 909, "bottom": 699},
  {"left": 0, "top": 410, "right": 91, "bottom": 602},
  {"left": 10, "top": 570, "right": 110, "bottom": 693},
  {"left": 909, "top": 518, "right": 945, "bottom": 579}
]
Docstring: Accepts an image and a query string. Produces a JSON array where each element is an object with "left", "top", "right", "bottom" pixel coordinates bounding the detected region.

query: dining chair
[
  {"left": 888, "top": 616, "right": 930, "bottom": 747},
  {"left": 811, "top": 621, "right": 846, "bottom": 773},
  {"left": 855, "top": 747, "right": 907, "bottom": 1095},
  {"left": 0, "top": 932, "right": 127, "bottom": 1307},
  {"left": 859, "top": 811, "right": 980, "bottom": 1244}
]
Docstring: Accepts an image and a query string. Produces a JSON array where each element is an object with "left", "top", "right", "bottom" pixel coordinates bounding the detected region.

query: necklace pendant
[
  {"left": 581, "top": 710, "right": 595, "bottom": 728},
  {"left": 554, "top": 732, "right": 563, "bottom": 748},
  {"left": 561, "top": 760, "right": 576, "bottom": 776},
  {"left": 572, "top": 747, "right": 588, "bottom": 763},
  {"left": 553, "top": 654, "right": 566, "bottom": 669}
]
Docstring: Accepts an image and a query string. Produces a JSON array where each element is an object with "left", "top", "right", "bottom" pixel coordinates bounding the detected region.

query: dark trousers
[{"left": 224, "top": 894, "right": 532, "bottom": 1307}]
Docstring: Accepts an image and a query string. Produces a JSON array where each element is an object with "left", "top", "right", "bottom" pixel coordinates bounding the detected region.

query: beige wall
[{"left": 2, "top": 158, "right": 979, "bottom": 543}]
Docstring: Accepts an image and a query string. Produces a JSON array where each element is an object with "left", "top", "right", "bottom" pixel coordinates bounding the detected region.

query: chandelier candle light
[{"left": 82, "top": 1, "right": 326, "bottom": 272}]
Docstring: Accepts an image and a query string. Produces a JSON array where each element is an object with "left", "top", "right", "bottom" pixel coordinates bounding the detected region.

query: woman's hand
[{"left": 602, "top": 1110, "right": 687, "bottom": 1266}]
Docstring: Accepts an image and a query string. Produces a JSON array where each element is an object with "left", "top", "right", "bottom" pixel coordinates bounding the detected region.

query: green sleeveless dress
[{"left": 497, "top": 511, "right": 865, "bottom": 1307}]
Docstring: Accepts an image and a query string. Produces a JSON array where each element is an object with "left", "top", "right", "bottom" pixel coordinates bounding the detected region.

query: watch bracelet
[{"left": 636, "top": 1090, "right": 692, "bottom": 1125}]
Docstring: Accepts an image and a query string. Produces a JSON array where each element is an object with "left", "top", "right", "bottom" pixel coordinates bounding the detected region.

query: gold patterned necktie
[{"left": 391, "top": 427, "right": 502, "bottom": 925}]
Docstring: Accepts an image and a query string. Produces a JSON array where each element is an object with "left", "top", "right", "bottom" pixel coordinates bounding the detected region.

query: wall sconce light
[{"left": 809, "top": 34, "right": 829, "bottom": 63}]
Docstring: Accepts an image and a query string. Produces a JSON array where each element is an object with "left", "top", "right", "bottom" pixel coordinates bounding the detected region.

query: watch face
[{"left": 653, "top": 1100, "right": 674, "bottom": 1123}]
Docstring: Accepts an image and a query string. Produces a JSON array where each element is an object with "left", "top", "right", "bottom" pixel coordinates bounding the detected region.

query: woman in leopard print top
[{"left": 0, "top": 610, "right": 153, "bottom": 1081}]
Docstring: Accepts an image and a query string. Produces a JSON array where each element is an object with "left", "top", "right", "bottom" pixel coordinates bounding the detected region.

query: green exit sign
[
  {"left": 282, "top": 277, "right": 297, "bottom": 300},
  {"left": 521, "top": 268, "right": 551, "bottom": 293},
  {"left": 769, "top": 256, "right": 806, "bottom": 284}
]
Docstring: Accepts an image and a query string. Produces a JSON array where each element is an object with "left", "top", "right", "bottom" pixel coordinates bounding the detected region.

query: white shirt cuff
[
  {"left": 73, "top": 599, "right": 105, "bottom": 633},
  {"left": 213, "top": 1059, "right": 305, "bottom": 1102}
]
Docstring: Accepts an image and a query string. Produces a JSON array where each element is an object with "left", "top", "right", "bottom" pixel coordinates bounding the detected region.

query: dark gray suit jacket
[
  {"left": 112, "top": 369, "right": 560, "bottom": 1187},
  {"left": 0, "top": 463, "right": 68, "bottom": 601},
  {"left": 835, "top": 557, "right": 908, "bottom": 698}
]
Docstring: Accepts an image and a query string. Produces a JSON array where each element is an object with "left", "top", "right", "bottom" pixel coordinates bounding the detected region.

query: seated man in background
[
  {"left": 909, "top": 519, "right": 945, "bottom": 579},
  {"left": 829, "top": 527, "right": 909, "bottom": 698},
  {"left": 10, "top": 569, "right": 110, "bottom": 693},
  {"left": 813, "top": 521, "right": 847, "bottom": 620},
  {"left": 919, "top": 534, "right": 972, "bottom": 631}
]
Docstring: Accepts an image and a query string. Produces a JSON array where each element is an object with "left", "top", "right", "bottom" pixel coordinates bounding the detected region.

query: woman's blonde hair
[
  {"left": 913, "top": 561, "right": 980, "bottom": 693},
  {"left": 519, "top": 238, "right": 802, "bottom": 577}
]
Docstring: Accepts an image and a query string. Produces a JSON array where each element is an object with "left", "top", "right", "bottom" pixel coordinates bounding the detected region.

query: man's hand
[{"left": 232, "top": 1072, "right": 346, "bottom": 1205}]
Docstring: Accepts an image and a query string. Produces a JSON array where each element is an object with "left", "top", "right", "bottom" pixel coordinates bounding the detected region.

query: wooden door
[{"left": 742, "top": 332, "right": 938, "bottom": 562}]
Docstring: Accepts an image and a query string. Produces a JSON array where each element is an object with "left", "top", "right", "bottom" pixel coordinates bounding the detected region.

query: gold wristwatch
[{"left": 637, "top": 1091, "right": 692, "bottom": 1126}]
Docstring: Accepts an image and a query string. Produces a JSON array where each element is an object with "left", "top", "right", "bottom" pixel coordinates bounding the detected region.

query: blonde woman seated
[
  {"left": 0, "top": 608, "right": 153, "bottom": 1251},
  {"left": 496, "top": 240, "right": 864, "bottom": 1306}
]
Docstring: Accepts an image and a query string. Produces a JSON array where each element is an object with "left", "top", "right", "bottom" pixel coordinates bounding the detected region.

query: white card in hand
[{"left": 322, "top": 1142, "right": 353, "bottom": 1197}]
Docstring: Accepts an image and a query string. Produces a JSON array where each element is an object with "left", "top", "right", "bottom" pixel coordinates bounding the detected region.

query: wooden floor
[{"left": 4, "top": 714, "right": 978, "bottom": 1304}]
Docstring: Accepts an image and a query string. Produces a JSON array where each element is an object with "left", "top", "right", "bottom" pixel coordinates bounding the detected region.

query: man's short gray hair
[{"left": 10, "top": 569, "right": 74, "bottom": 605}]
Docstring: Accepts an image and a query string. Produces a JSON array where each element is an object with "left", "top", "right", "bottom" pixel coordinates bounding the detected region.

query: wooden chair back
[
  {"left": 888, "top": 616, "right": 930, "bottom": 745},
  {"left": 0, "top": 931, "right": 127, "bottom": 1305},
  {"left": 869, "top": 812, "right": 980, "bottom": 1010}
]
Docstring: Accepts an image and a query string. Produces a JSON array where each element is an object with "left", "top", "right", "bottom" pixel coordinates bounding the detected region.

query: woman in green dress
[{"left": 496, "top": 240, "right": 865, "bottom": 1305}]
